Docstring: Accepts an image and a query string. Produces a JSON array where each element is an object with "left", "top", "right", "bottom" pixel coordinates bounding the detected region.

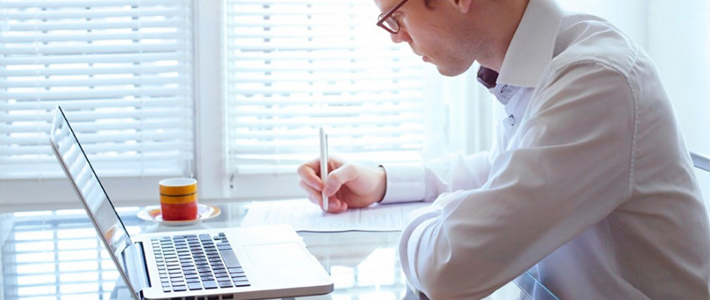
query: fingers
[
  {"left": 323, "top": 163, "right": 358, "bottom": 197},
  {"left": 297, "top": 158, "right": 323, "bottom": 191},
  {"left": 300, "top": 180, "right": 349, "bottom": 213},
  {"left": 298, "top": 156, "right": 353, "bottom": 213},
  {"left": 298, "top": 156, "right": 348, "bottom": 194},
  {"left": 299, "top": 180, "right": 322, "bottom": 207},
  {"left": 327, "top": 197, "right": 349, "bottom": 213}
]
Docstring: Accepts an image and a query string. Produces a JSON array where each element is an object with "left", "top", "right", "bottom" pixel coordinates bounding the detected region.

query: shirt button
[{"left": 505, "top": 114, "right": 515, "bottom": 126}]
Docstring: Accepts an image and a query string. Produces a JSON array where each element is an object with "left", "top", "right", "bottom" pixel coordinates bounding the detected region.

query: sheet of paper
[{"left": 241, "top": 199, "right": 429, "bottom": 232}]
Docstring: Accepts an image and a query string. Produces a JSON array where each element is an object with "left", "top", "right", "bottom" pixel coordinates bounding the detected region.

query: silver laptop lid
[{"left": 49, "top": 106, "right": 145, "bottom": 300}]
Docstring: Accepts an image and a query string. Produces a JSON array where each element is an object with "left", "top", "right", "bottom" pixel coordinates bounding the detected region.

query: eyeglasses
[{"left": 376, "top": 0, "right": 411, "bottom": 34}]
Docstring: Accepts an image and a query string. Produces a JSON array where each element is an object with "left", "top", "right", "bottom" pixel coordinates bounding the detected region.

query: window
[
  {"left": 0, "top": 0, "right": 194, "bottom": 209},
  {"left": 223, "top": 0, "right": 427, "bottom": 176}
]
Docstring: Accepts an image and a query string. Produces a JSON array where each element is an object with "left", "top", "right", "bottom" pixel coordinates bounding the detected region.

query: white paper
[{"left": 242, "top": 199, "right": 429, "bottom": 232}]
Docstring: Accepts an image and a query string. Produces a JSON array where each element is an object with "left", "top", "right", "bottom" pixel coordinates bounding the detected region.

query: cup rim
[{"left": 159, "top": 177, "right": 197, "bottom": 187}]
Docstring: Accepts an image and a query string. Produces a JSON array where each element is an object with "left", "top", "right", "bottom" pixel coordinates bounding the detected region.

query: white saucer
[{"left": 137, "top": 204, "right": 221, "bottom": 226}]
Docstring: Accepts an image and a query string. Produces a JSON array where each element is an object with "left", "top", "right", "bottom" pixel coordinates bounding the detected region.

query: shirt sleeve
[
  {"left": 380, "top": 151, "right": 492, "bottom": 204},
  {"left": 399, "top": 61, "right": 636, "bottom": 299}
]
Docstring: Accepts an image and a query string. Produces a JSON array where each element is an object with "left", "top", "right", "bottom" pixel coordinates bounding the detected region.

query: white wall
[{"left": 647, "top": 1, "right": 710, "bottom": 212}]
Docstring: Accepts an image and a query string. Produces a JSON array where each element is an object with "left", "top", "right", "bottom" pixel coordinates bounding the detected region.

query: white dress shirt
[{"left": 381, "top": 0, "right": 710, "bottom": 299}]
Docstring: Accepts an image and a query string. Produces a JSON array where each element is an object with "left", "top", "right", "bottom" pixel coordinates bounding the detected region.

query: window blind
[
  {"left": 0, "top": 0, "right": 194, "bottom": 179},
  {"left": 224, "top": 0, "right": 426, "bottom": 175}
]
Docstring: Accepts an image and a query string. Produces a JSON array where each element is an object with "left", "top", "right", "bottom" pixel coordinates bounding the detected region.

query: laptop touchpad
[{"left": 244, "top": 242, "right": 312, "bottom": 268}]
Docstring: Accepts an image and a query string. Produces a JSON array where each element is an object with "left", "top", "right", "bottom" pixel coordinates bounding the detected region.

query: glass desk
[{"left": 0, "top": 201, "right": 551, "bottom": 300}]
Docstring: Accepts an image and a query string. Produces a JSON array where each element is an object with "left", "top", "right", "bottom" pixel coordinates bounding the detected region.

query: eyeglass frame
[{"left": 376, "top": 0, "right": 411, "bottom": 34}]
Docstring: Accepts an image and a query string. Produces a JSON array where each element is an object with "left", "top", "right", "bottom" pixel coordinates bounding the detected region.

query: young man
[{"left": 298, "top": 0, "right": 710, "bottom": 298}]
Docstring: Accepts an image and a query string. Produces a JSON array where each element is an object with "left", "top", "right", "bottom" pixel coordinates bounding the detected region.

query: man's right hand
[{"left": 297, "top": 156, "right": 387, "bottom": 213}]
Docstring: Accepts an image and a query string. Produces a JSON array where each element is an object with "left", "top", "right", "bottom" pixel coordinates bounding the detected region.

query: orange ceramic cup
[{"left": 159, "top": 178, "right": 198, "bottom": 221}]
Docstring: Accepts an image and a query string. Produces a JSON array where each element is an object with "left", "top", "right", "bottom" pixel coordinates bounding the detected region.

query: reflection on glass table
[
  {"left": 1, "top": 204, "right": 407, "bottom": 300},
  {"left": 0, "top": 202, "right": 556, "bottom": 300}
]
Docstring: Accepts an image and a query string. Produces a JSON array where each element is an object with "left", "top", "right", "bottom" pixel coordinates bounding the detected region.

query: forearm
[{"left": 380, "top": 151, "right": 491, "bottom": 204}]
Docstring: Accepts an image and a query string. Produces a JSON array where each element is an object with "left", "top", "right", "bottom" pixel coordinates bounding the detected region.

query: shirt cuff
[{"left": 380, "top": 163, "right": 426, "bottom": 204}]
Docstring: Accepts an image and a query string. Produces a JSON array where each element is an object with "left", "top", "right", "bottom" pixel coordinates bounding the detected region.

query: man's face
[{"left": 374, "top": 0, "right": 492, "bottom": 76}]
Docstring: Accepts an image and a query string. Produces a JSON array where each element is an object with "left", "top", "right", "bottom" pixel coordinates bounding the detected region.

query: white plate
[{"left": 137, "top": 204, "right": 221, "bottom": 226}]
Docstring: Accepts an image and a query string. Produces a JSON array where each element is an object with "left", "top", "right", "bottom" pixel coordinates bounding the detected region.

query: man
[{"left": 298, "top": 0, "right": 710, "bottom": 298}]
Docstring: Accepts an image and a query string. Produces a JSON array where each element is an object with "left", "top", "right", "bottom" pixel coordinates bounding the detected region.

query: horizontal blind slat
[
  {"left": 226, "top": 84, "right": 422, "bottom": 95},
  {"left": 226, "top": 48, "right": 409, "bottom": 58},
  {"left": 2, "top": 130, "right": 191, "bottom": 145},
  {"left": 0, "top": 43, "right": 188, "bottom": 55},
  {"left": 0, "top": 141, "right": 192, "bottom": 156},
  {"left": 0, "top": 153, "right": 193, "bottom": 165},
  {"left": 228, "top": 0, "right": 363, "bottom": 4},
  {"left": 225, "top": 41, "right": 397, "bottom": 51},
  {"left": 3, "top": 7, "right": 186, "bottom": 20},
  {"left": 228, "top": 93, "right": 420, "bottom": 105},
  {"left": 6, "top": 19, "right": 186, "bottom": 31},
  {"left": 227, "top": 126, "right": 422, "bottom": 139},
  {"left": 227, "top": 73, "right": 421, "bottom": 83},
  {"left": 1, "top": 167, "right": 184, "bottom": 178},
  {"left": 0, "top": 76, "right": 187, "bottom": 88},
  {"left": 0, "top": 0, "right": 188, "bottom": 9},
  {"left": 229, "top": 103, "right": 423, "bottom": 117},
  {"left": 227, "top": 114, "right": 422, "bottom": 128},
  {"left": 0, "top": 119, "right": 191, "bottom": 134},
  {"left": 229, "top": 140, "right": 424, "bottom": 152},
  {"left": 0, "top": 97, "right": 188, "bottom": 111},
  {"left": 0, "top": 109, "right": 191, "bottom": 122},
  {"left": 0, "top": 31, "right": 186, "bottom": 43},
  {"left": 0, "top": 52, "right": 184, "bottom": 65},
  {"left": 1, "top": 87, "right": 188, "bottom": 101},
  {"left": 0, "top": 65, "right": 183, "bottom": 77}
]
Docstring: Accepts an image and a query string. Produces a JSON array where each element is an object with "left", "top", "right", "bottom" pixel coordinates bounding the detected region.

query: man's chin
[
  {"left": 434, "top": 59, "right": 475, "bottom": 77},
  {"left": 436, "top": 65, "right": 467, "bottom": 77}
]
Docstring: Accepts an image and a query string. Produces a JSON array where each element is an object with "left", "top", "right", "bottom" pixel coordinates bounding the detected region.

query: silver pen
[{"left": 319, "top": 127, "right": 329, "bottom": 211}]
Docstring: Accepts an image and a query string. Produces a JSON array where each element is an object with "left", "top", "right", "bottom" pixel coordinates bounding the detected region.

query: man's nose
[{"left": 391, "top": 30, "right": 412, "bottom": 44}]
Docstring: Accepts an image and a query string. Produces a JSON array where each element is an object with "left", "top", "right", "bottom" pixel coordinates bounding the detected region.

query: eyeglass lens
[{"left": 383, "top": 18, "right": 399, "bottom": 32}]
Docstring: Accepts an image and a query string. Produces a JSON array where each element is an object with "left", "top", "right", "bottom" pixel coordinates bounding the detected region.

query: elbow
[
  {"left": 400, "top": 203, "right": 503, "bottom": 299},
  {"left": 416, "top": 261, "right": 497, "bottom": 300},
  {"left": 406, "top": 222, "right": 501, "bottom": 299}
]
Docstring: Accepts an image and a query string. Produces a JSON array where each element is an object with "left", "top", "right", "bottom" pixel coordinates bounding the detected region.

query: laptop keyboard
[{"left": 151, "top": 232, "right": 251, "bottom": 293}]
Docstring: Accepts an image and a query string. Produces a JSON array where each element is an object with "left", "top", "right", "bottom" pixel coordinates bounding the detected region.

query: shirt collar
[{"left": 496, "top": 0, "right": 565, "bottom": 88}]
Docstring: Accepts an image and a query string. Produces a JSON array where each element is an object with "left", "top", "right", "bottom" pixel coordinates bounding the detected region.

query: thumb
[{"left": 323, "top": 164, "right": 358, "bottom": 196}]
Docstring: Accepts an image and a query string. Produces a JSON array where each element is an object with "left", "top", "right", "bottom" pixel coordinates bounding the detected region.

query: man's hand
[{"left": 297, "top": 156, "right": 386, "bottom": 213}]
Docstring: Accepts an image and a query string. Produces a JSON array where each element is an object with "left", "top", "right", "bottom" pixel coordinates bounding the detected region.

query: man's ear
[{"left": 456, "top": 0, "right": 472, "bottom": 13}]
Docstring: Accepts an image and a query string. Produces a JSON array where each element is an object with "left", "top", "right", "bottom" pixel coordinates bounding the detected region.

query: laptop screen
[{"left": 49, "top": 107, "right": 134, "bottom": 273}]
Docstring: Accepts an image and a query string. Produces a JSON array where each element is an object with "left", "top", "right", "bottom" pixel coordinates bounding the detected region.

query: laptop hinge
[{"left": 122, "top": 241, "right": 151, "bottom": 296}]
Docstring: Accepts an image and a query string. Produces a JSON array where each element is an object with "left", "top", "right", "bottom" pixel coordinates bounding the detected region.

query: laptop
[{"left": 49, "top": 106, "right": 334, "bottom": 300}]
